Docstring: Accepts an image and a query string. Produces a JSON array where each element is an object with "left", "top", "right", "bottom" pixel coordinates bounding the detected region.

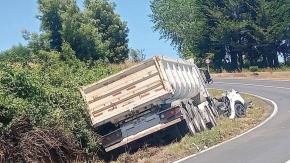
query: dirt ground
[{"left": 211, "top": 71, "right": 290, "bottom": 80}]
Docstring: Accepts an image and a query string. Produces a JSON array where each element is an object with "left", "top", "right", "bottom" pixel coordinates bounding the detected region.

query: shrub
[
  {"left": 0, "top": 49, "right": 124, "bottom": 155},
  {"left": 249, "top": 66, "right": 259, "bottom": 72}
]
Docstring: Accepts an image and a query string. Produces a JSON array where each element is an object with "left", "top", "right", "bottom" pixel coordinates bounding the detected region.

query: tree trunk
[
  {"left": 248, "top": 48, "right": 257, "bottom": 66},
  {"left": 273, "top": 53, "right": 279, "bottom": 67},
  {"left": 213, "top": 52, "right": 223, "bottom": 72},
  {"left": 249, "top": 51, "right": 254, "bottom": 66},
  {"left": 238, "top": 53, "right": 243, "bottom": 72},
  {"left": 267, "top": 55, "right": 273, "bottom": 68},
  {"left": 231, "top": 52, "right": 238, "bottom": 71},
  {"left": 262, "top": 54, "right": 268, "bottom": 68}
]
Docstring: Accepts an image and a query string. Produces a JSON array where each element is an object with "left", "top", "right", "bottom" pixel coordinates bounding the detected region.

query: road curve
[{"left": 179, "top": 79, "right": 290, "bottom": 163}]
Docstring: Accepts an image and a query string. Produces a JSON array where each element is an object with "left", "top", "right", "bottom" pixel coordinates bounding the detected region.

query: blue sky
[
  {"left": 0, "top": 0, "right": 178, "bottom": 59},
  {"left": 0, "top": 0, "right": 39, "bottom": 52}
]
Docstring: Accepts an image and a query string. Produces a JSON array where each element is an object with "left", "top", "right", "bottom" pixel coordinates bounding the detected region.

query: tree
[
  {"left": 128, "top": 48, "right": 145, "bottom": 62},
  {"left": 255, "top": 0, "right": 290, "bottom": 67},
  {"left": 84, "top": 0, "right": 129, "bottom": 63},
  {"left": 151, "top": 0, "right": 290, "bottom": 71},
  {"left": 38, "top": 0, "right": 63, "bottom": 51},
  {"left": 35, "top": 0, "right": 129, "bottom": 63},
  {"left": 22, "top": 30, "right": 50, "bottom": 53},
  {"left": 60, "top": 1, "right": 104, "bottom": 60},
  {"left": 150, "top": 0, "right": 207, "bottom": 60},
  {"left": 203, "top": 0, "right": 261, "bottom": 71}
]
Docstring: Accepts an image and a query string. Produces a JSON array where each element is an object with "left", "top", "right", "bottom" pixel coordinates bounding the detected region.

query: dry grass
[
  {"left": 0, "top": 117, "right": 84, "bottom": 163},
  {"left": 112, "top": 89, "right": 272, "bottom": 163},
  {"left": 212, "top": 71, "right": 290, "bottom": 80},
  {"left": 109, "top": 60, "right": 139, "bottom": 72}
]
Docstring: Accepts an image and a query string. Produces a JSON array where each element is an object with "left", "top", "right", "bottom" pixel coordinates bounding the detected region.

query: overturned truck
[{"left": 80, "top": 56, "right": 218, "bottom": 152}]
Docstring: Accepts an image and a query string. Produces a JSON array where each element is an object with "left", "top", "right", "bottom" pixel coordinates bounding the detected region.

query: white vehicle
[
  {"left": 227, "top": 89, "right": 246, "bottom": 119},
  {"left": 215, "top": 89, "right": 251, "bottom": 119},
  {"left": 79, "top": 56, "right": 218, "bottom": 152}
]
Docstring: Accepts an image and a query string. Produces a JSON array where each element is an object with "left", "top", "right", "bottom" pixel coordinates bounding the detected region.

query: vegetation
[
  {"left": 249, "top": 66, "right": 259, "bottom": 72},
  {"left": 0, "top": 117, "right": 84, "bottom": 162},
  {"left": 0, "top": 0, "right": 130, "bottom": 161},
  {"left": 0, "top": 44, "right": 129, "bottom": 155},
  {"left": 151, "top": 0, "right": 290, "bottom": 71},
  {"left": 0, "top": 0, "right": 285, "bottom": 162},
  {"left": 128, "top": 48, "right": 146, "bottom": 62},
  {"left": 25, "top": 0, "right": 129, "bottom": 62}
]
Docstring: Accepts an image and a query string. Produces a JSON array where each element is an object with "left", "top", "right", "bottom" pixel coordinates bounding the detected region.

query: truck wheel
[
  {"left": 180, "top": 107, "right": 196, "bottom": 135},
  {"left": 235, "top": 102, "right": 246, "bottom": 118}
]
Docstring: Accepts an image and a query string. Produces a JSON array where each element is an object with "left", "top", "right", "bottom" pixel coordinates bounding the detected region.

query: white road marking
[
  {"left": 214, "top": 78, "right": 290, "bottom": 82},
  {"left": 285, "top": 160, "right": 290, "bottom": 163},
  {"left": 214, "top": 82, "right": 290, "bottom": 90},
  {"left": 174, "top": 91, "right": 278, "bottom": 163}
]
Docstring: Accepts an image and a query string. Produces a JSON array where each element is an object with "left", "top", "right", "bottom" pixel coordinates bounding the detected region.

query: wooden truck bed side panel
[{"left": 80, "top": 58, "right": 173, "bottom": 126}]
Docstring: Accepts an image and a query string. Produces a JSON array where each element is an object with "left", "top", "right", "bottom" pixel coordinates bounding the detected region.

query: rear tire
[{"left": 235, "top": 102, "right": 246, "bottom": 118}]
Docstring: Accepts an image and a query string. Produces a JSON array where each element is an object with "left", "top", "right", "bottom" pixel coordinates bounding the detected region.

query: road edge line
[
  {"left": 214, "top": 82, "right": 290, "bottom": 90},
  {"left": 174, "top": 90, "right": 278, "bottom": 163}
]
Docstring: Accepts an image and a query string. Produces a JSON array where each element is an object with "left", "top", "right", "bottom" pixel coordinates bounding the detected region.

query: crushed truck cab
[{"left": 79, "top": 56, "right": 218, "bottom": 152}]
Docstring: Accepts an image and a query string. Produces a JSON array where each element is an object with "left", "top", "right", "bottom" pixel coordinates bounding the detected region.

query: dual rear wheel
[{"left": 180, "top": 100, "right": 217, "bottom": 135}]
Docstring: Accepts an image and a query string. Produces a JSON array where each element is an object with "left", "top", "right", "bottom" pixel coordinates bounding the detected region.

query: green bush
[
  {"left": 249, "top": 66, "right": 259, "bottom": 72},
  {"left": 0, "top": 47, "right": 124, "bottom": 154}
]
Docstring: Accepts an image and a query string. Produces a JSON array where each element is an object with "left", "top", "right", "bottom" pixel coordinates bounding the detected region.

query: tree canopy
[
  {"left": 35, "top": 0, "right": 129, "bottom": 62},
  {"left": 151, "top": 0, "right": 290, "bottom": 71}
]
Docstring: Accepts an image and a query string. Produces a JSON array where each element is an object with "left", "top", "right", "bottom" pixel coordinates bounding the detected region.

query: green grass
[{"left": 113, "top": 89, "right": 272, "bottom": 163}]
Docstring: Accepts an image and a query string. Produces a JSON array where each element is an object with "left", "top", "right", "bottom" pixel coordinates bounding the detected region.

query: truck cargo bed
[{"left": 80, "top": 56, "right": 202, "bottom": 127}]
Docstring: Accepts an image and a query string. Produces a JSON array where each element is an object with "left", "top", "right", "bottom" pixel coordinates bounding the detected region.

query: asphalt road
[{"left": 180, "top": 79, "right": 290, "bottom": 163}]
